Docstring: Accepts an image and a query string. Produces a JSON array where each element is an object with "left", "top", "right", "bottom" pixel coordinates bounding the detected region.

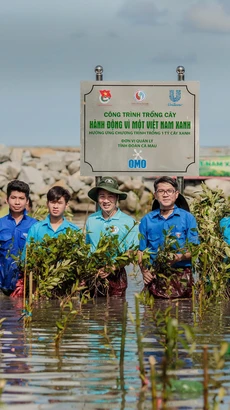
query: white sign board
[{"left": 80, "top": 81, "right": 199, "bottom": 176}]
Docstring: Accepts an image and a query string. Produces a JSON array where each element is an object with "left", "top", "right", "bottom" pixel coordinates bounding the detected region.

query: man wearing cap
[
  {"left": 139, "top": 176, "right": 199, "bottom": 298},
  {"left": 86, "top": 176, "right": 139, "bottom": 297}
]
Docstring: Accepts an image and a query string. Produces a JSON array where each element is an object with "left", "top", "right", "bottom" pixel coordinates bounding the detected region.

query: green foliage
[
  {"left": 190, "top": 184, "right": 230, "bottom": 300},
  {"left": 141, "top": 227, "right": 196, "bottom": 277},
  {"left": 23, "top": 223, "right": 139, "bottom": 298},
  {"left": 54, "top": 281, "right": 89, "bottom": 351},
  {"left": 23, "top": 228, "right": 89, "bottom": 298},
  {"left": 139, "top": 288, "right": 155, "bottom": 308},
  {"left": 154, "top": 227, "right": 190, "bottom": 276},
  {"left": 21, "top": 301, "right": 33, "bottom": 327},
  {"left": 140, "top": 228, "right": 197, "bottom": 298},
  {"left": 99, "top": 324, "right": 117, "bottom": 359},
  {"left": 168, "top": 379, "right": 203, "bottom": 398},
  {"left": 133, "top": 302, "right": 199, "bottom": 402},
  {"left": 199, "top": 169, "right": 230, "bottom": 177},
  {"left": 82, "top": 223, "right": 139, "bottom": 294},
  {"left": 153, "top": 306, "right": 196, "bottom": 369},
  {"left": 140, "top": 184, "right": 230, "bottom": 302},
  {"left": 211, "top": 341, "right": 228, "bottom": 370},
  {"left": 30, "top": 204, "right": 48, "bottom": 220}
]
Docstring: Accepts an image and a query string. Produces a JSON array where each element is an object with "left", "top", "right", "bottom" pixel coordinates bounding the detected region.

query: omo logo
[
  {"left": 128, "top": 149, "right": 147, "bottom": 169},
  {"left": 129, "top": 159, "right": 147, "bottom": 169}
]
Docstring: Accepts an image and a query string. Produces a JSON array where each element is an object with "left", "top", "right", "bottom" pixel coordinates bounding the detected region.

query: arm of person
[
  {"left": 169, "top": 251, "right": 192, "bottom": 266},
  {"left": 97, "top": 265, "right": 116, "bottom": 279}
]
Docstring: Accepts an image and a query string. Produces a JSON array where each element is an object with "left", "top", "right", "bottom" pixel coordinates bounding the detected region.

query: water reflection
[{"left": 1, "top": 276, "right": 230, "bottom": 409}]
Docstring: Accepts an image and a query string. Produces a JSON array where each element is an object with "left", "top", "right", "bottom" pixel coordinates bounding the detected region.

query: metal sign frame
[{"left": 80, "top": 80, "right": 199, "bottom": 176}]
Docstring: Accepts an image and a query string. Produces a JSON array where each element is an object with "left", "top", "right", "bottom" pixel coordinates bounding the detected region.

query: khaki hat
[{"left": 88, "top": 177, "right": 127, "bottom": 202}]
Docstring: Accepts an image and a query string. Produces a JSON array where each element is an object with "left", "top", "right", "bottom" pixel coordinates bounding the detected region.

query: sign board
[
  {"left": 199, "top": 157, "right": 230, "bottom": 176},
  {"left": 80, "top": 81, "right": 199, "bottom": 176}
]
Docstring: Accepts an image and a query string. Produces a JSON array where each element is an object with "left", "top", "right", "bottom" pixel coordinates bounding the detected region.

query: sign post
[
  {"left": 80, "top": 79, "right": 199, "bottom": 177},
  {"left": 94, "top": 65, "right": 103, "bottom": 210},
  {"left": 176, "top": 65, "right": 185, "bottom": 194}
]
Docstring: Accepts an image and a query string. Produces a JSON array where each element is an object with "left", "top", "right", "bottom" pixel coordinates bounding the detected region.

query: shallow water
[{"left": 1, "top": 271, "right": 230, "bottom": 410}]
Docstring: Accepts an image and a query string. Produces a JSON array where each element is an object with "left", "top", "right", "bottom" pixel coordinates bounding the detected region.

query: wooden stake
[
  {"left": 120, "top": 301, "right": 127, "bottom": 374},
  {"left": 135, "top": 294, "right": 145, "bottom": 386},
  {"left": 29, "top": 271, "right": 33, "bottom": 306},
  {"left": 203, "top": 345, "right": 209, "bottom": 410},
  {"left": 192, "top": 285, "right": 195, "bottom": 310},
  {"left": 23, "top": 245, "right": 27, "bottom": 309},
  {"left": 149, "top": 355, "right": 157, "bottom": 410}
]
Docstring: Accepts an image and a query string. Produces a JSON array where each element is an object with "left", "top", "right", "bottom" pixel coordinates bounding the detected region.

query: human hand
[
  {"left": 142, "top": 269, "right": 155, "bottom": 285},
  {"left": 97, "top": 268, "right": 110, "bottom": 279},
  {"left": 168, "top": 253, "right": 183, "bottom": 266},
  {"left": 97, "top": 264, "right": 117, "bottom": 279}
]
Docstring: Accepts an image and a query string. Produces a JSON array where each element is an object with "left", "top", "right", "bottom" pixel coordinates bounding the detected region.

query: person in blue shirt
[
  {"left": 25, "top": 186, "right": 80, "bottom": 247},
  {"left": 86, "top": 177, "right": 139, "bottom": 297},
  {"left": 220, "top": 216, "right": 230, "bottom": 272},
  {"left": 139, "top": 176, "right": 199, "bottom": 299},
  {"left": 220, "top": 216, "right": 230, "bottom": 245},
  {"left": 0, "top": 180, "right": 37, "bottom": 296}
]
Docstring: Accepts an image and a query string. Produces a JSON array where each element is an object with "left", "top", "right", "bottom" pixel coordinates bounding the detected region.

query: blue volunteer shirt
[
  {"left": 25, "top": 215, "right": 80, "bottom": 245},
  {"left": 139, "top": 206, "right": 199, "bottom": 268},
  {"left": 0, "top": 210, "right": 37, "bottom": 292},
  {"left": 220, "top": 217, "right": 230, "bottom": 245},
  {"left": 86, "top": 208, "right": 139, "bottom": 253}
]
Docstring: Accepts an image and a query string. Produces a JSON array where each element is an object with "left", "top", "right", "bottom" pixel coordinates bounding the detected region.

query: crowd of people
[{"left": 0, "top": 176, "right": 229, "bottom": 299}]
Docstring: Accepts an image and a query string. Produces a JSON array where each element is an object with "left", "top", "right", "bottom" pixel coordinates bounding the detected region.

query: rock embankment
[{"left": 0, "top": 144, "right": 230, "bottom": 215}]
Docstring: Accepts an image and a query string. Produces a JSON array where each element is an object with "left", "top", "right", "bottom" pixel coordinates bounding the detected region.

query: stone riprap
[{"left": 0, "top": 145, "right": 230, "bottom": 215}]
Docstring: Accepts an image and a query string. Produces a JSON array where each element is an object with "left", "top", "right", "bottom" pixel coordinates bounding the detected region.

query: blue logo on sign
[
  {"left": 128, "top": 159, "right": 147, "bottom": 169},
  {"left": 168, "top": 90, "right": 182, "bottom": 106}
]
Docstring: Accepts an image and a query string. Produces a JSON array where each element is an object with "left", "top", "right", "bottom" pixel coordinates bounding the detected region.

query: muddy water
[{"left": 1, "top": 271, "right": 230, "bottom": 410}]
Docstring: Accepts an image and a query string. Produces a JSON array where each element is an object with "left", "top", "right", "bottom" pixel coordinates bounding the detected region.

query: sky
[{"left": 0, "top": 0, "right": 230, "bottom": 148}]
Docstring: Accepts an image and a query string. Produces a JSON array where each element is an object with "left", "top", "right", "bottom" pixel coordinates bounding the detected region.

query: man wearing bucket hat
[
  {"left": 86, "top": 176, "right": 139, "bottom": 297},
  {"left": 138, "top": 176, "right": 199, "bottom": 299}
]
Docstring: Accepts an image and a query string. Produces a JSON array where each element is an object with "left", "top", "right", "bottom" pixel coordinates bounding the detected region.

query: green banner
[{"left": 199, "top": 157, "right": 230, "bottom": 176}]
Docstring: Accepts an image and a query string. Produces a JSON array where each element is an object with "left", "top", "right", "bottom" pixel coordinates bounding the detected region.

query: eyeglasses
[{"left": 156, "top": 189, "right": 176, "bottom": 195}]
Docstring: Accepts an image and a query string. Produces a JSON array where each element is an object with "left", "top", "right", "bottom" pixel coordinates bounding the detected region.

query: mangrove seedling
[
  {"left": 23, "top": 225, "right": 140, "bottom": 299},
  {"left": 54, "top": 281, "right": 86, "bottom": 351},
  {"left": 191, "top": 184, "right": 230, "bottom": 301}
]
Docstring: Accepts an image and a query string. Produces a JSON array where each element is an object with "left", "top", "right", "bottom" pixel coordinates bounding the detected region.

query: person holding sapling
[
  {"left": 0, "top": 180, "right": 37, "bottom": 296},
  {"left": 86, "top": 177, "right": 139, "bottom": 297},
  {"left": 24, "top": 186, "right": 80, "bottom": 246},
  {"left": 21, "top": 186, "right": 86, "bottom": 298},
  {"left": 138, "top": 176, "right": 199, "bottom": 299}
]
